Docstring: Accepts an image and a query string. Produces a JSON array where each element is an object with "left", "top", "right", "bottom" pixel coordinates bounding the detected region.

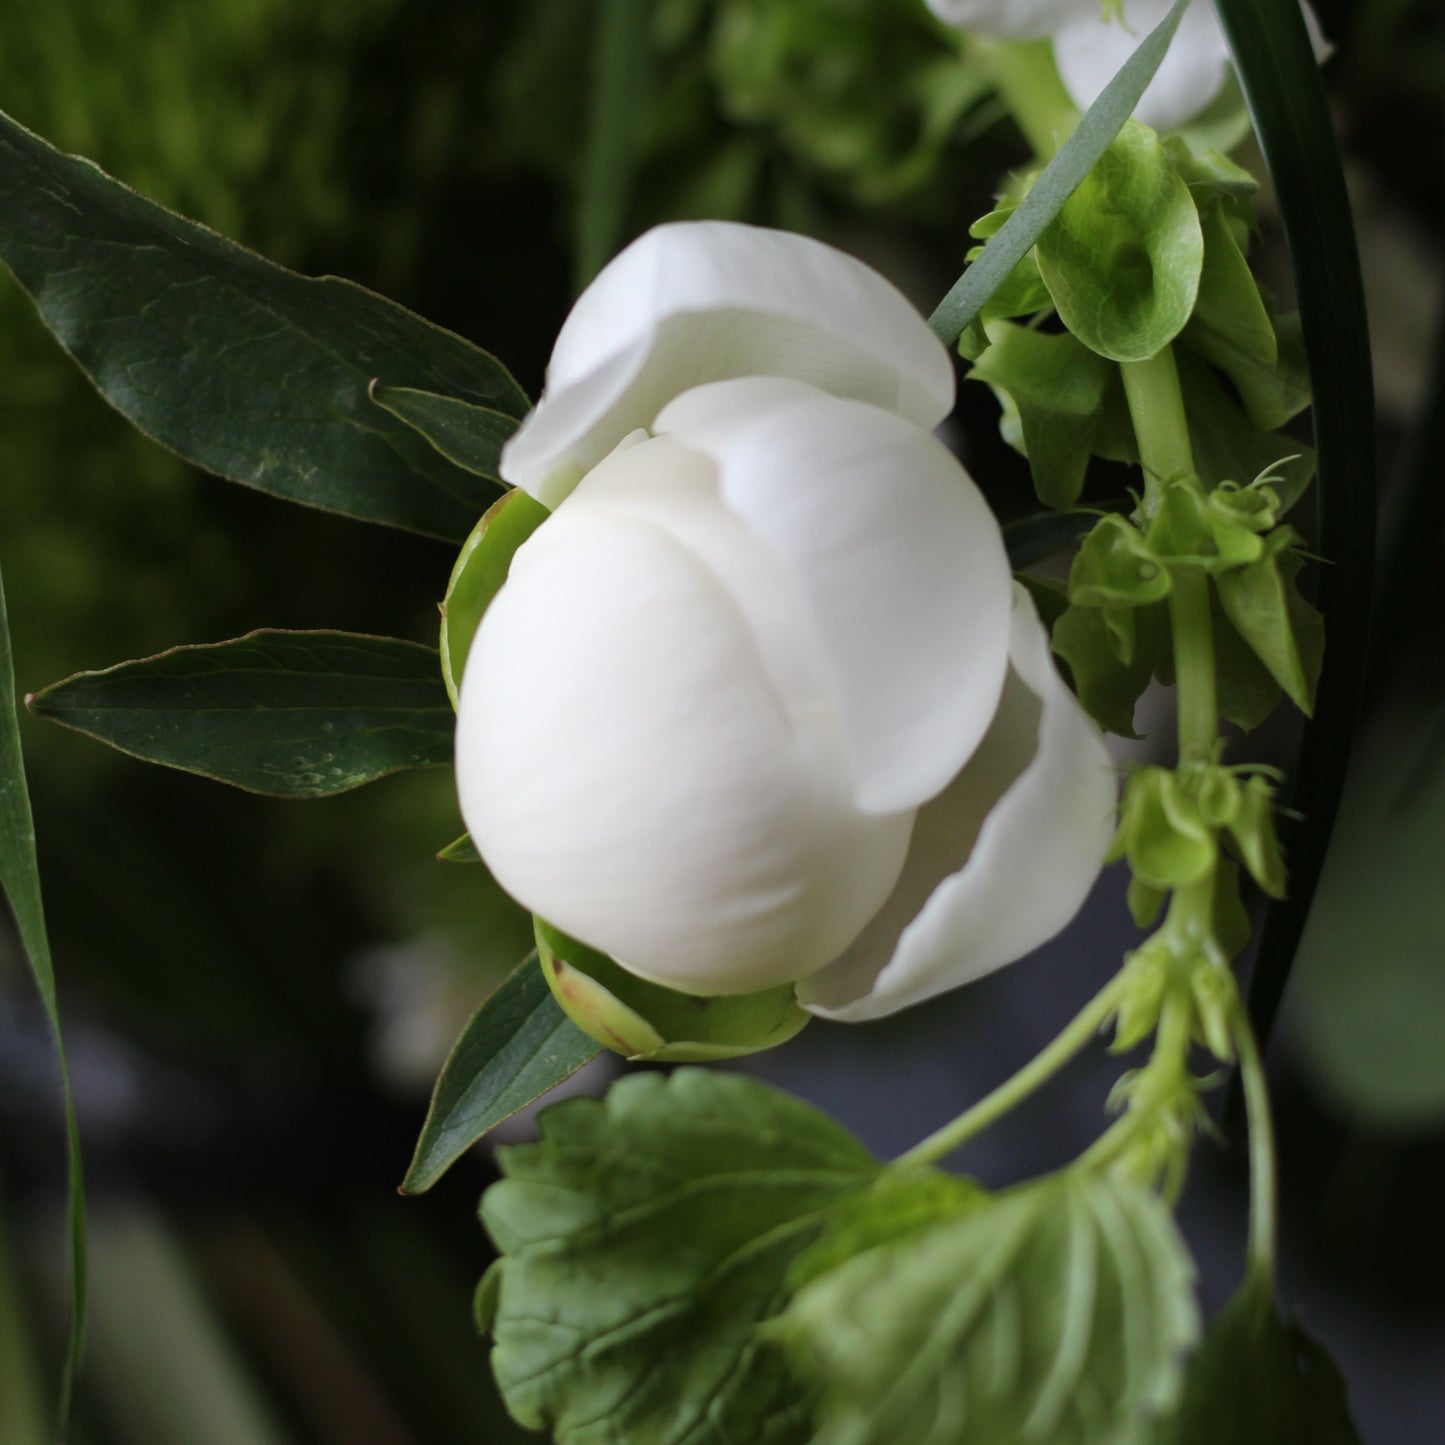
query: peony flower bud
[{"left": 454, "top": 222, "right": 1118, "bottom": 1021}]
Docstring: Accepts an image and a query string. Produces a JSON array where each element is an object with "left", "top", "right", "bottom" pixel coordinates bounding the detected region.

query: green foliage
[
  {"left": 402, "top": 953, "right": 600, "bottom": 1193},
  {"left": 28, "top": 630, "right": 454, "bottom": 798},
  {"left": 370, "top": 384, "right": 521, "bottom": 483},
  {"left": 1035, "top": 122, "right": 1204, "bottom": 363},
  {"left": 967, "top": 323, "right": 1118, "bottom": 508},
  {"left": 0, "top": 564, "right": 85, "bottom": 1431},
  {"left": 1051, "top": 601, "right": 1166, "bottom": 738},
  {"left": 929, "top": 0, "right": 1193, "bottom": 347},
  {"left": 439, "top": 489, "right": 550, "bottom": 708},
  {"left": 481, "top": 1069, "right": 880, "bottom": 1444},
  {"left": 1159, "top": 1268, "right": 1361, "bottom": 1444},
  {"left": 0, "top": 106, "right": 525, "bottom": 541},
  {"left": 1110, "top": 769, "right": 1215, "bottom": 891},
  {"left": 781, "top": 1171, "right": 1198, "bottom": 1445},
  {"left": 536, "top": 918, "right": 810, "bottom": 1061}
]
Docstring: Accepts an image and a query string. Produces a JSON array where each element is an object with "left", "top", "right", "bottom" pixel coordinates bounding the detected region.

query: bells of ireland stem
[{"left": 927, "top": 0, "right": 1330, "bottom": 137}]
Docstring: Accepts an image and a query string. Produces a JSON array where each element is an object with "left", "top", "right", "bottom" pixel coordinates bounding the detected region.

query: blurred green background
[{"left": 0, "top": 1, "right": 1441, "bottom": 1441}]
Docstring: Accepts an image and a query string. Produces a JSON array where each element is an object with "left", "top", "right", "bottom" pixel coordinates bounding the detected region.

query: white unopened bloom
[
  {"left": 928, "top": 0, "right": 1330, "bottom": 136},
  {"left": 457, "top": 223, "right": 1117, "bottom": 1020}
]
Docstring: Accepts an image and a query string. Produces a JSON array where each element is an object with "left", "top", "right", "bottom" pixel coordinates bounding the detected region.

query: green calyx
[
  {"left": 439, "top": 486, "right": 550, "bottom": 708},
  {"left": 534, "top": 918, "right": 811, "bottom": 1062}
]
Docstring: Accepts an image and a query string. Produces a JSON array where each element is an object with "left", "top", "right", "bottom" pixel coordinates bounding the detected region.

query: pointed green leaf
[
  {"left": 0, "top": 564, "right": 85, "bottom": 1433},
  {"left": 481, "top": 1069, "right": 880, "bottom": 1444},
  {"left": 928, "top": 0, "right": 1192, "bottom": 346},
  {"left": 0, "top": 107, "right": 525, "bottom": 540},
  {"left": 1161, "top": 1268, "right": 1361, "bottom": 1444},
  {"left": 370, "top": 383, "right": 520, "bottom": 482},
  {"left": 1212, "top": 594, "right": 1284, "bottom": 733},
  {"left": 1052, "top": 601, "right": 1163, "bottom": 738},
  {"left": 437, "top": 832, "right": 481, "bottom": 864},
  {"left": 968, "top": 322, "right": 1116, "bottom": 508},
  {"left": 28, "top": 630, "right": 454, "bottom": 796},
  {"left": 1213, "top": 531, "right": 1323, "bottom": 716},
  {"left": 401, "top": 953, "right": 600, "bottom": 1194},
  {"left": 440, "top": 488, "right": 550, "bottom": 707},
  {"left": 1035, "top": 121, "right": 1204, "bottom": 363},
  {"left": 780, "top": 1171, "right": 1198, "bottom": 1445}
]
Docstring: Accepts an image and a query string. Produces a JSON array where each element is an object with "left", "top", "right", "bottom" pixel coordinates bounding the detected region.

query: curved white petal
[
  {"left": 1052, "top": 0, "right": 1230, "bottom": 133},
  {"left": 456, "top": 460, "right": 913, "bottom": 994},
  {"left": 1053, "top": 0, "right": 1329, "bottom": 134},
  {"left": 500, "top": 221, "right": 955, "bottom": 503},
  {"left": 798, "top": 585, "right": 1118, "bottom": 1021},
  {"left": 925, "top": 0, "right": 1088, "bottom": 41},
  {"left": 657, "top": 379, "right": 1013, "bottom": 815}
]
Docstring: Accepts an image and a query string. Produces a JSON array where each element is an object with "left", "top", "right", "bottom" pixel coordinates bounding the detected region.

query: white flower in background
[
  {"left": 927, "top": 0, "right": 1330, "bottom": 136},
  {"left": 457, "top": 223, "right": 1117, "bottom": 1020}
]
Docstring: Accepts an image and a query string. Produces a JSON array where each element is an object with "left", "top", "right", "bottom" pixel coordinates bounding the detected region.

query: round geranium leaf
[
  {"left": 1035, "top": 121, "right": 1204, "bottom": 362},
  {"left": 439, "top": 487, "right": 550, "bottom": 708},
  {"left": 536, "top": 919, "right": 810, "bottom": 1062}
]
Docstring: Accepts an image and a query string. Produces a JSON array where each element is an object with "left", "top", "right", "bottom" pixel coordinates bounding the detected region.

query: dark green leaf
[
  {"left": 781, "top": 1171, "right": 1198, "bottom": 1445},
  {"left": 1160, "top": 1268, "right": 1361, "bottom": 1444},
  {"left": 0, "top": 564, "right": 85, "bottom": 1431},
  {"left": 482, "top": 1068, "right": 879, "bottom": 1444},
  {"left": 0, "top": 107, "right": 525, "bottom": 540},
  {"left": 968, "top": 322, "right": 1116, "bottom": 508},
  {"left": 370, "top": 383, "right": 520, "bottom": 482},
  {"left": 28, "top": 630, "right": 454, "bottom": 797},
  {"left": 928, "top": 0, "right": 1192, "bottom": 346},
  {"left": 1214, "top": 0, "right": 1377, "bottom": 1053},
  {"left": 402, "top": 953, "right": 600, "bottom": 1194},
  {"left": 1036, "top": 122, "right": 1204, "bottom": 363},
  {"left": 1211, "top": 593, "right": 1284, "bottom": 732},
  {"left": 439, "top": 488, "right": 550, "bottom": 707}
]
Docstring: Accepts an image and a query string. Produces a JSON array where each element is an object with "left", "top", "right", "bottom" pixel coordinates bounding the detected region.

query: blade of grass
[
  {"left": 1213, "top": 0, "right": 1377, "bottom": 1054},
  {"left": 0, "top": 563, "right": 85, "bottom": 1439},
  {"left": 928, "top": 0, "right": 1191, "bottom": 348},
  {"left": 574, "top": 0, "right": 654, "bottom": 292}
]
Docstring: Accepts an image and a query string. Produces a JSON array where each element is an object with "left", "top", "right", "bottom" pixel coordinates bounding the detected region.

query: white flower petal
[
  {"left": 657, "top": 379, "right": 1014, "bottom": 815},
  {"left": 456, "top": 453, "right": 913, "bottom": 995},
  {"left": 798, "top": 585, "right": 1117, "bottom": 1021},
  {"left": 500, "top": 221, "right": 955, "bottom": 502},
  {"left": 925, "top": 0, "right": 1088, "bottom": 41},
  {"left": 1053, "top": 0, "right": 1330, "bottom": 134}
]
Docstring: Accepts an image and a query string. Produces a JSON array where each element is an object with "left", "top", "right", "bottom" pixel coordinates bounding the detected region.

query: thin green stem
[
  {"left": 1120, "top": 347, "right": 1196, "bottom": 512},
  {"left": 972, "top": 39, "right": 1080, "bottom": 160},
  {"left": 1168, "top": 571, "right": 1219, "bottom": 761},
  {"left": 896, "top": 976, "right": 1123, "bottom": 1168},
  {"left": 1232, "top": 1000, "right": 1278, "bottom": 1273}
]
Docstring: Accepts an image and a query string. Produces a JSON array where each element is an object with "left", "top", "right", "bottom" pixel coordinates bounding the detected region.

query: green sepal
[
  {"left": 535, "top": 918, "right": 810, "bottom": 1063},
  {"left": 1213, "top": 528, "right": 1324, "bottom": 716},
  {"left": 1224, "top": 776, "right": 1287, "bottom": 899},
  {"left": 1146, "top": 478, "right": 1265, "bottom": 573},
  {"left": 474, "top": 1260, "right": 503, "bottom": 1336},
  {"left": 1210, "top": 858, "right": 1254, "bottom": 963},
  {"left": 967, "top": 321, "right": 1115, "bottom": 508},
  {"left": 1162, "top": 138, "right": 1260, "bottom": 204},
  {"left": 1068, "top": 514, "right": 1172, "bottom": 611},
  {"left": 1128, "top": 875, "right": 1168, "bottom": 931},
  {"left": 1111, "top": 768, "right": 1215, "bottom": 890},
  {"left": 1051, "top": 600, "right": 1167, "bottom": 738},
  {"left": 440, "top": 487, "right": 550, "bottom": 708},
  {"left": 436, "top": 833, "right": 480, "bottom": 864},
  {"left": 1035, "top": 120, "right": 1204, "bottom": 363},
  {"left": 1189, "top": 961, "right": 1237, "bottom": 1061},
  {"left": 1114, "top": 943, "right": 1168, "bottom": 1049}
]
